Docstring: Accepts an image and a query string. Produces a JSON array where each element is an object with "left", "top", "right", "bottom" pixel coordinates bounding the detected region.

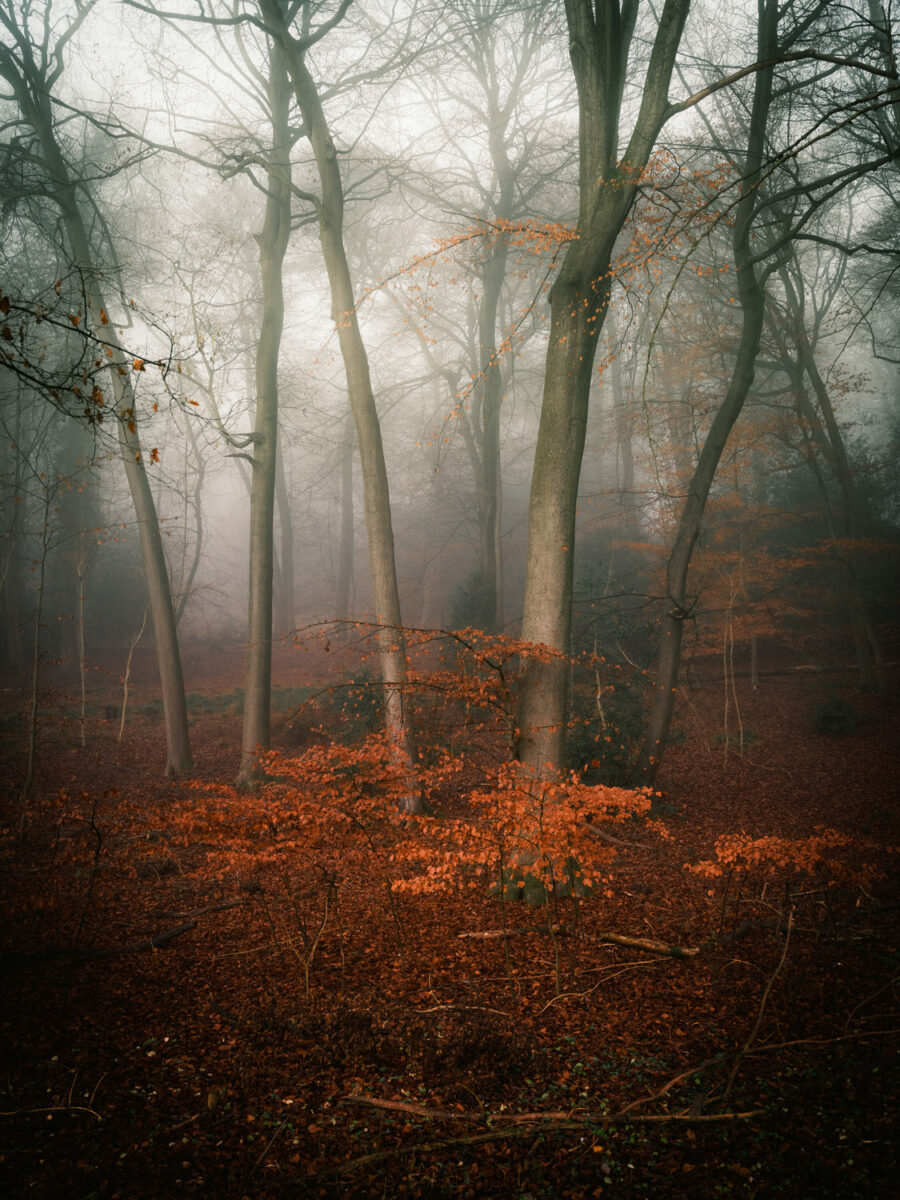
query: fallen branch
[
  {"left": 81, "top": 920, "right": 198, "bottom": 959},
  {"left": 585, "top": 822, "right": 647, "bottom": 851},
  {"left": 596, "top": 932, "right": 699, "bottom": 957},
  {"left": 338, "top": 1095, "right": 476, "bottom": 1122},
  {"left": 326, "top": 1101, "right": 765, "bottom": 1176},
  {"left": 458, "top": 927, "right": 699, "bottom": 957},
  {"left": 616, "top": 1057, "right": 721, "bottom": 1118},
  {"left": 0, "top": 921, "right": 198, "bottom": 971},
  {"left": 414, "top": 1004, "right": 512, "bottom": 1018},
  {"left": 156, "top": 900, "right": 246, "bottom": 921},
  {"left": 458, "top": 923, "right": 568, "bottom": 940},
  {"left": 533, "top": 960, "right": 659, "bottom": 1016},
  {"left": 722, "top": 908, "right": 793, "bottom": 1105}
]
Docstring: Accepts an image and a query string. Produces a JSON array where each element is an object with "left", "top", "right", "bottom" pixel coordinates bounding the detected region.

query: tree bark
[
  {"left": 268, "top": 0, "right": 421, "bottom": 809},
  {"left": 13, "top": 76, "right": 192, "bottom": 776},
  {"left": 782, "top": 274, "right": 884, "bottom": 693},
  {"left": 474, "top": 237, "right": 508, "bottom": 631},
  {"left": 634, "top": 0, "right": 781, "bottom": 785},
  {"left": 237, "top": 40, "right": 292, "bottom": 787},
  {"left": 515, "top": 0, "right": 691, "bottom": 776},
  {"left": 274, "top": 437, "right": 295, "bottom": 635},
  {"left": 335, "top": 413, "right": 355, "bottom": 623}
]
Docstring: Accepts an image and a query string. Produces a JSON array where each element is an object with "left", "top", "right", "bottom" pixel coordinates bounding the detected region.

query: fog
[{"left": 2, "top": 0, "right": 898, "bottom": 784}]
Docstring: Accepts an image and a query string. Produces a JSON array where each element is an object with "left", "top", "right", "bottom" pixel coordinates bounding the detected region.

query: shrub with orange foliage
[
  {"left": 689, "top": 827, "right": 889, "bottom": 889},
  {"left": 157, "top": 631, "right": 658, "bottom": 933},
  {"left": 394, "top": 765, "right": 652, "bottom": 903}
]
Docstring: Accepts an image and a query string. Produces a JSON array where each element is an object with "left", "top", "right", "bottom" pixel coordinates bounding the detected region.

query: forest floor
[{"left": 0, "top": 643, "right": 897, "bottom": 1198}]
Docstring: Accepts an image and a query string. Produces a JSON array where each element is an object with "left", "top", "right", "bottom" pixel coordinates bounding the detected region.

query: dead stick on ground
[
  {"left": 585, "top": 822, "right": 647, "bottom": 851},
  {"left": 157, "top": 900, "right": 246, "bottom": 921},
  {"left": 458, "top": 928, "right": 699, "bottom": 957},
  {"left": 534, "top": 961, "right": 659, "bottom": 1017},
  {"left": 80, "top": 920, "right": 198, "bottom": 959},
  {"left": 338, "top": 1095, "right": 476, "bottom": 1122},
  {"left": 616, "top": 1057, "right": 721, "bottom": 1118},
  {"left": 722, "top": 908, "right": 793, "bottom": 1105},
  {"left": 414, "top": 1004, "right": 512, "bottom": 1018},
  {"left": 326, "top": 1107, "right": 765, "bottom": 1176}
]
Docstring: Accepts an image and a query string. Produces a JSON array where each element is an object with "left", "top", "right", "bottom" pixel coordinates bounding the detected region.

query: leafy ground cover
[{"left": 0, "top": 646, "right": 897, "bottom": 1198}]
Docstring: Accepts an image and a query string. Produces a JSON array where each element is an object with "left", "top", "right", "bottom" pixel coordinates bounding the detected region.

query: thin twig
[
  {"left": 533, "top": 961, "right": 659, "bottom": 1016},
  {"left": 722, "top": 908, "right": 794, "bottom": 1105},
  {"left": 324, "top": 1106, "right": 765, "bottom": 1176}
]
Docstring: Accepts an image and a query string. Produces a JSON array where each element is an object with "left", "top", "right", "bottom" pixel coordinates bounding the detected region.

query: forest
[{"left": 1, "top": 0, "right": 898, "bottom": 1195}]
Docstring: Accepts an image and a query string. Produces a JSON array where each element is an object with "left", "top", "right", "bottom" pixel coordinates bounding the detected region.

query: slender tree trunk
[
  {"left": 475, "top": 239, "right": 508, "bottom": 631},
  {"left": 237, "top": 42, "right": 292, "bottom": 787},
  {"left": 515, "top": 0, "right": 691, "bottom": 777},
  {"left": 76, "top": 547, "right": 88, "bottom": 748},
  {"left": 174, "top": 416, "right": 205, "bottom": 625},
  {"left": 273, "top": 438, "right": 295, "bottom": 635},
  {"left": 1, "top": 396, "right": 26, "bottom": 670},
  {"left": 335, "top": 414, "right": 355, "bottom": 623},
  {"left": 272, "top": 4, "right": 420, "bottom": 808},
  {"left": 607, "top": 313, "right": 635, "bottom": 529},
  {"left": 634, "top": 0, "right": 780, "bottom": 786},
  {"left": 28, "top": 111, "right": 191, "bottom": 775},
  {"left": 786, "top": 294, "right": 884, "bottom": 692},
  {"left": 21, "top": 484, "right": 52, "bottom": 819},
  {"left": 750, "top": 635, "right": 759, "bottom": 689},
  {"left": 636, "top": 289, "right": 766, "bottom": 783}
]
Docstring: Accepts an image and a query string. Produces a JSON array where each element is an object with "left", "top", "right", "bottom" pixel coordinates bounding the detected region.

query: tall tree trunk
[
  {"left": 335, "top": 414, "right": 355, "bottom": 623},
  {"left": 274, "top": 438, "right": 295, "bottom": 635},
  {"left": 634, "top": 0, "right": 781, "bottom": 786},
  {"left": 0, "top": 395, "right": 26, "bottom": 670},
  {"left": 636, "top": 282, "right": 766, "bottom": 783},
  {"left": 516, "top": 282, "right": 605, "bottom": 772},
  {"left": 237, "top": 41, "right": 292, "bottom": 787},
  {"left": 474, "top": 240, "right": 508, "bottom": 631},
  {"left": 515, "top": 0, "right": 691, "bottom": 776},
  {"left": 607, "top": 313, "right": 635, "bottom": 529},
  {"left": 271, "top": 2, "right": 420, "bottom": 809},
  {"left": 23, "top": 92, "right": 191, "bottom": 776},
  {"left": 782, "top": 274, "right": 884, "bottom": 692},
  {"left": 174, "top": 415, "right": 205, "bottom": 625},
  {"left": 792, "top": 375, "right": 884, "bottom": 693}
]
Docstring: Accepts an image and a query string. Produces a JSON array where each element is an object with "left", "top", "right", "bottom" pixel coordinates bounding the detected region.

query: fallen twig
[
  {"left": 458, "top": 923, "right": 569, "bottom": 940},
  {"left": 458, "top": 927, "right": 699, "bottom": 957},
  {"left": 585, "top": 822, "right": 647, "bottom": 851},
  {"left": 0, "top": 921, "right": 198, "bottom": 971},
  {"left": 533, "top": 960, "right": 659, "bottom": 1016},
  {"left": 82, "top": 920, "right": 198, "bottom": 958},
  {"left": 338, "top": 1095, "right": 475, "bottom": 1122},
  {"left": 595, "top": 932, "right": 699, "bottom": 957},
  {"left": 722, "top": 908, "right": 793, "bottom": 1105},
  {"left": 325, "top": 1102, "right": 765, "bottom": 1176},
  {"left": 156, "top": 900, "right": 246, "bottom": 921},
  {"left": 414, "top": 1004, "right": 512, "bottom": 1018}
]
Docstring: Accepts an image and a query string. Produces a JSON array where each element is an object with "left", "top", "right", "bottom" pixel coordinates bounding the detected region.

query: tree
[
  {"left": 234, "top": 37, "right": 293, "bottom": 786},
  {"left": 255, "top": 0, "right": 421, "bottom": 808},
  {"left": 775, "top": 245, "right": 885, "bottom": 692},
  {"left": 515, "top": 0, "right": 692, "bottom": 776},
  {"left": 404, "top": 0, "right": 569, "bottom": 631},
  {"left": 637, "top": 0, "right": 897, "bottom": 781},
  {"left": 0, "top": 0, "right": 192, "bottom": 776}
]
